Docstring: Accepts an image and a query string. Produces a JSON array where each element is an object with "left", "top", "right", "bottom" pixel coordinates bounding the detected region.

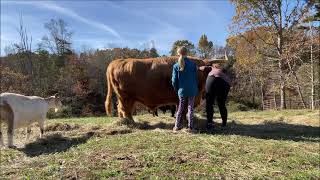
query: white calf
[{"left": 0, "top": 92, "right": 62, "bottom": 148}]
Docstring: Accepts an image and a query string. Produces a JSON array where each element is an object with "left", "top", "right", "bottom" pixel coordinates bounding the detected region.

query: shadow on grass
[
  {"left": 18, "top": 132, "right": 94, "bottom": 157},
  {"left": 134, "top": 116, "right": 319, "bottom": 142},
  {"left": 212, "top": 120, "right": 320, "bottom": 142},
  {"left": 134, "top": 120, "right": 175, "bottom": 130}
]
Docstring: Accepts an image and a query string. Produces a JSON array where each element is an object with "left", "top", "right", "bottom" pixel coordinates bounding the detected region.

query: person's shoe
[
  {"left": 206, "top": 123, "right": 215, "bottom": 134},
  {"left": 173, "top": 126, "right": 182, "bottom": 133},
  {"left": 222, "top": 120, "right": 227, "bottom": 127}
]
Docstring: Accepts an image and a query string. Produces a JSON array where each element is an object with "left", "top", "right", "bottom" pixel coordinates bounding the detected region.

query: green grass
[{"left": 1, "top": 110, "right": 319, "bottom": 179}]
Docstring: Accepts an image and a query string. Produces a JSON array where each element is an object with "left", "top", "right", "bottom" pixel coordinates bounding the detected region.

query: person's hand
[{"left": 199, "top": 66, "right": 205, "bottom": 71}]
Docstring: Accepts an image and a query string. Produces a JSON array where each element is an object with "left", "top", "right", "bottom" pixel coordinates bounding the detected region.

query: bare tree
[
  {"left": 40, "top": 19, "right": 73, "bottom": 55},
  {"left": 309, "top": 20, "right": 315, "bottom": 110},
  {"left": 14, "top": 14, "right": 32, "bottom": 53}
]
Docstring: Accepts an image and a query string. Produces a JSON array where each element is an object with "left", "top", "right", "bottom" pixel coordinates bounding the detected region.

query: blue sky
[{"left": 1, "top": 0, "right": 235, "bottom": 56}]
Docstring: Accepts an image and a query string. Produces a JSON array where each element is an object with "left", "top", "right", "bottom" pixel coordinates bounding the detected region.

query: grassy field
[{"left": 1, "top": 110, "right": 319, "bottom": 179}]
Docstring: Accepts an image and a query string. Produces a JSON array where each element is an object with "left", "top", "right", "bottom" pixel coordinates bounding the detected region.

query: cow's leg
[
  {"left": 38, "top": 119, "right": 45, "bottom": 138},
  {"left": 0, "top": 121, "right": 4, "bottom": 146},
  {"left": 154, "top": 109, "right": 158, "bottom": 117},
  {"left": 117, "top": 102, "right": 125, "bottom": 118},
  {"left": 161, "top": 108, "right": 166, "bottom": 114},
  {"left": 26, "top": 125, "right": 31, "bottom": 141},
  {"left": 171, "top": 105, "right": 176, "bottom": 118},
  {"left": 123, "top": 100, "right": 134, "bottom": 120},
  {"left": 7, "top": 119, "right": 14, "bottom": 148},
  {"left": 117, "top": 98, "right": 135, "bottom": 125}
]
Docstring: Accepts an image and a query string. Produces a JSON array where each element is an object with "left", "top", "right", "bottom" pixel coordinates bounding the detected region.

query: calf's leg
[
  {"left": 26, "top": 125, "right": 31, "bottom": 141},
  {"left": 38, "top": 119, "right": 45, "bottom": 138},
  {"left": 0, "top": 121, "right": 3, "bottom": 146},
  {"left": 7, "top": 120, "right": 14, "bottom": 148}
]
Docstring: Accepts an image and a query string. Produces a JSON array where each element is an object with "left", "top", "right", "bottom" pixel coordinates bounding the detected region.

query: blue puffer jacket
[{"left": 171, "top": 58, "right": 199, "bottom": 97}]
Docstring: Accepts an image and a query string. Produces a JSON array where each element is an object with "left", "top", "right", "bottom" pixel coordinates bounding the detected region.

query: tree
[
  {"left": 303, "top": 1, "right": 320, "bottom": 110},
  {"left": 305, "top": 0, "right": 320, "bottom": 22},
  {"left": 198, "top": 34, "right": 214, "bottom": 58},
  {"left": 40, "top": 19, "right": 73, "bottom": 56},
  {"left": 170, "top": 40, "right": 196, "bottom": 56},
  {"left": 230, "top": 0, "right": 313, "bottom": 109},
  {"left": 228, "top": 30, "right": 272, "bottom": 108},
  {"left": 14, "top": 14, "right": 32, "bottom": 53},
  {"left": 149, "top": 47, "right": 159, "bottom": 58}
]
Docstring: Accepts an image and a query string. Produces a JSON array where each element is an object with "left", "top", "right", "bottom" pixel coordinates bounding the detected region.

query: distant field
[{"left": 1, "top": 110, "right": 319, "bottom": 179}]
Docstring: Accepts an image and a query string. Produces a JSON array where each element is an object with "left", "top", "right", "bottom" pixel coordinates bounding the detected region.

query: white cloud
[{"left": 3, "top": 1, "right": 121, "bottom": 39}]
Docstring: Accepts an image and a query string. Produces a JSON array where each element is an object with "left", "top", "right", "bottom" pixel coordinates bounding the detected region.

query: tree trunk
[
  {"left": 293, "top": 73, "right": 307, "bottom": 108},
  {"left": 250, "top": 75, "right": 255, "bottom": 105},
  {"left": 273, "top": 82, "right": 278, "bottom": 109},
  {"left": 277, "top": 0, "right": 286, "bottom": 110},
  {"left": 260, "top": 82, "right": 265, "bottom": 110},
  {"left": 309, "top": 21, "right": 315, "bottom": 110},
  {"left": 279, "top": 62, "right": 286, "bottom": 109},
  {"left": 286, "top": 59, "right": 307, "bottom": 109}
]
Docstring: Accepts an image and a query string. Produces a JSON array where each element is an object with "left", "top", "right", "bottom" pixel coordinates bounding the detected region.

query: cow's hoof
[
  {"left": 116, "top": 118, "right": 135, "bottom": 127},
  {"left": 8, "top": 145, "right": 17, "bottom": 149}
]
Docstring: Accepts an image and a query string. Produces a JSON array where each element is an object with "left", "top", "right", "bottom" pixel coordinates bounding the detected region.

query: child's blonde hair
[{"left": 177, "top": 46, "right": 187, "bottom": 71}]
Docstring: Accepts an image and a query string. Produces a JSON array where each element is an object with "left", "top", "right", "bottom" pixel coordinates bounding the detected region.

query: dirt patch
[
  {"left": 86, "top": 125, "right": 133, "bottom": 138},
  {"left": 46, "top": 123, "right": 80, "bottom": 132},
  {"left": 116, "top": 155, "right": 132, "bottom": 160},
  {"left": 113, "top": 118, "right": 135, "bottom": 127},
  {"left": 169, "top": 155, "right": 187, "bottom": 164},
  {"left": 91, "top": 125, "right": 101, "bottom": 130},
  {"left": 106, "top": 129, "right": 133, "bottom": 135}
]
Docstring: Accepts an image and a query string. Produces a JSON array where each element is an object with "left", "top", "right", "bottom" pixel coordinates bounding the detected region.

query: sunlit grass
[{"left": 1, "top": 110, "right": 319, "bottom": 179}]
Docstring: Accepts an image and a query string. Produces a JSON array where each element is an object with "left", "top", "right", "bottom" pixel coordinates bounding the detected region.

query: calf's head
[{"left": 46, "top": 93, "right": 63, "bottom": 112}]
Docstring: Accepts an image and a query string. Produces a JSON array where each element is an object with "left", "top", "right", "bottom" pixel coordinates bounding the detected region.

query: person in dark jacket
[
  {"left": 172, "top": 46, "right": 199, "bottom": 133},
  {"left": 199, "top": 63, "right": 231, "bottom": 132}
]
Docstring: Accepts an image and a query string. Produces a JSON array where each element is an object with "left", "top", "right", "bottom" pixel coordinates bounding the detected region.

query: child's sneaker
[{"left": 173, "top": 126, "right": 182, "bottom": 133}]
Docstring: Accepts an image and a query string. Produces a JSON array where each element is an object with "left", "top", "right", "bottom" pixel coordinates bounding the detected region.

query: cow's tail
[{"left": 105, "top": 68, "right": 113, "bottom": 116}]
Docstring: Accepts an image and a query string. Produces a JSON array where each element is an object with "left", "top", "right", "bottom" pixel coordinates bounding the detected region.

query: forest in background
[{"left": 0, "top": 0, "right": 319, "bottom": 117}]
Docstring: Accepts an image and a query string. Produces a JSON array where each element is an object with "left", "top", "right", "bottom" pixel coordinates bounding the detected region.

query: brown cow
[{"left": 105, "top": 56, "right": 209, "bottom": 122}]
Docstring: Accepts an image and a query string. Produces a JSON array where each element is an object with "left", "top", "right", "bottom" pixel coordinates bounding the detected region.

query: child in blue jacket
[{"left": 172, "top": 46, "right": 199, "bottom": 132}]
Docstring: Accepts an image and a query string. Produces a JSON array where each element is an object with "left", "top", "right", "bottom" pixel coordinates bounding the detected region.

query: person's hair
[
  {"left": 212, "top": 63, "right": 221, "bottom": 69},
  {"left": 177, "top": 46, "right": 187, "bottom": 71},
  {"left": 212, "top": 63, "right": 228, "bottom": 73}
]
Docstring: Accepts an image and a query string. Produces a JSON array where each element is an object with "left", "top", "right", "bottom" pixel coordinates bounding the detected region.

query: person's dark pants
[{"left": 205, "top": 76, "right": 230, "bottom": 126}]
